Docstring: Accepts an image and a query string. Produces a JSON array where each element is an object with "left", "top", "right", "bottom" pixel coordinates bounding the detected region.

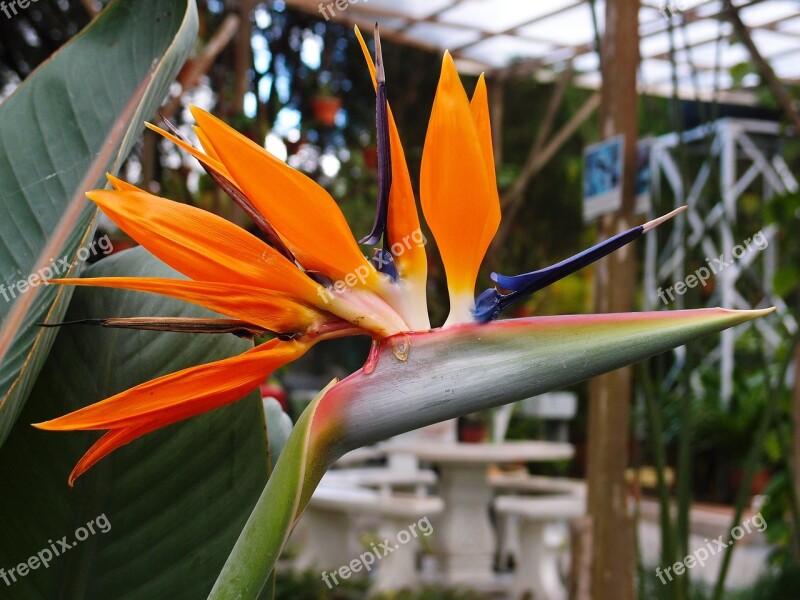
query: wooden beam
[
  {"left": 232, "top": 0, "right": 256, "bottom": 115},
  {"left": 488, "top": 89, "right": 600, "bottom": 261},
  {"left": 724, "top": 0, "right": 800, "bottom": 133},
  {"left": 160, "top": 14, "right": 241, "bottom": 120}
]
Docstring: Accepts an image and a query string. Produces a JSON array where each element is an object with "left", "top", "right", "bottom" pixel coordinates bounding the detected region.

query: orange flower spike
[
  {"left": 190, "top": 106, "right": 380, "bottom": 289},
  {"left": 421, "top": 52, "right": 500, "bottom": 326}
]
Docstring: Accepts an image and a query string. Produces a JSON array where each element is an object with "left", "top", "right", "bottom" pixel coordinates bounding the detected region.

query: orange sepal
[
  {"left": 67, "top": 424, "right": 157, "bottom": 486},
  {"left": 85, "top": 188, "right": 321, "bottom": 304},
  {"left": 421, "top": 53, "right": 500, "bottom": 321},
  {"left": 106, "top": 173, "right": 141, "bottom": 192},
  {"left": 469, "top": 74, "right": 501, "bottom": 255},
  {"left": 50, "top": 276, "right": 332, "bottom": 335},
  {"left": 35, "top": 339, "right": 308, "bottom": 433},
  {"left": 190, "top": 106, "right": 377, "bottom": 286},
  {"left": 51, "top": 339, "right": 309, "bottom": 484}
]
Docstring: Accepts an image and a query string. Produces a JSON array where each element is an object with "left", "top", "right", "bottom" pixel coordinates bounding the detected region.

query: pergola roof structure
[{"left": 286, "top": 0, "right": 800, "bottom": 104}]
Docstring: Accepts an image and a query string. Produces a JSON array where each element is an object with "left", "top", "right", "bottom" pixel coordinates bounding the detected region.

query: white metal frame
[{"left": 644, "top": 117, "right": 797, "bottom": 402}]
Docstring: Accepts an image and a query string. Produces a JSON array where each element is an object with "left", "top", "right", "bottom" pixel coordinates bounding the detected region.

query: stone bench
[
  {"left": 489, "top": 471, "right": 587, "bottom": 497},
  {"left": 494, "top": 494, "right": 585, "bottom": 600},
  {"left": 324, "top": 467, "right": 437, "bottom": 497},
  {"left": 489, "top": 472, "right": 585, "bottom": 572},
  {"left": 295, "top": 482, "right": 443, "bottom": 594}
]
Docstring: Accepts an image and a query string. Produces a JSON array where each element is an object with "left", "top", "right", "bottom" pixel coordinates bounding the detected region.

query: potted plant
[
  {"left": 310, "top": 83, "right": 342, "bottom": 127},
  {"left": 458, "top": 410, "right": 490, "bottom": 443}
]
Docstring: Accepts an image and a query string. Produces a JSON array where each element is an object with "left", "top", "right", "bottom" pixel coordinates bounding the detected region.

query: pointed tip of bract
[{"left": 727, "top": 306, "right": 776, "bottom": 317}]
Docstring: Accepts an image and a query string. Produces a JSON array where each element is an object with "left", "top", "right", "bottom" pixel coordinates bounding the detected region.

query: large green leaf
[
  {"left": 0, "top": 0, "right": 198, "bottom": 447},
  {"left": 0, "top": 248, "right": 269, "bottom": 599}
]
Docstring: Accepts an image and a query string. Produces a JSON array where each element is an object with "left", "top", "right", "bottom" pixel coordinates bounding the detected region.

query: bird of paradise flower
[{"left": 36, "top": 27, "right": 771, "bottom": 597}]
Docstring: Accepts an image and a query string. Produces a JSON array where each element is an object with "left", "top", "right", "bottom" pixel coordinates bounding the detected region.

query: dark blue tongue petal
[
  {"left": 371, "top": 247, "right": 398, "bottom": 280},
  {"left": 474, "top": 206, "right": 686, "bottom": 323},
  {"left": 493, "top": 224, "right": 644, "bottom": 294},
  {"left": 360, "top": 25, "right": 392, "bottom": 246}
]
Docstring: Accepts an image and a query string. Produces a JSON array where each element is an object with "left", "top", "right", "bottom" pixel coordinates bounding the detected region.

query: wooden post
[
  {"left": 232, "top": 0, "right": 255, "bottom": 114},
  {"left": 586, "top": 0, "right": 640, "bottom": 598}
]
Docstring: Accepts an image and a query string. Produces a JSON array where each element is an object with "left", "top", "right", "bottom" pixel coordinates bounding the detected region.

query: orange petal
[
  {"left": 85, "top": 188, "right": 321, "bottom": 304},
  {"left": 190, "top": 106, "right": 377, "bottom": 286},
  {"left": 35, "top": 339, "right": 307, "bottom": 431},
  {"left": 421, "top": 53, "right": 500, "bottom": 324},
  {"left": 50, "top": 277, "right": 330, "bottom": 334}
]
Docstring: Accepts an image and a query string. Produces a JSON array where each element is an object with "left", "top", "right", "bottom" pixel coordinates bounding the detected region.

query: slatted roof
[{"left": 285, "top": 0, "right": 800, "bottom": 103}]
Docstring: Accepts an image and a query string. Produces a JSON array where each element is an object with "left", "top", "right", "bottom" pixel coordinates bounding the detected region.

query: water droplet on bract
[{"left": 391, "top": 334, "right": 410, "bottom": 362}]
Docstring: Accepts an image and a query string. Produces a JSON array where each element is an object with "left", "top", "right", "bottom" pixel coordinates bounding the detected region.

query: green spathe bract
[{"left": 211, "top": 306, "right": 773, "bottom": 598}]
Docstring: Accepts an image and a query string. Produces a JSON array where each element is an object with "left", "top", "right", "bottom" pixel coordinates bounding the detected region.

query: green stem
[
  {"left": 711, "top": 332, "right": 798, "bottom": 600},
  {"left": 675, "top": 351, "right": 692, "bottom": 600},
  {"left": 209, "top": 390, "right": 334, "bottom": 599},
  {"left": 639, "top": 361, "right": 678, "bottom": 597}
]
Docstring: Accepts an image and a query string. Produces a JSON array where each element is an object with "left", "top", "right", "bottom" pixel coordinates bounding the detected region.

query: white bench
[
  {"left": 494, "top": 494, "right": 585, "bottom": 600},
  {"left": 489, "top": 471, "right": 587, "bottom": 497},
  {"left": 295, "top": 482, "right": 443, "bottom": 594},
  {"left": 324, "top": 467, "right": 437, "bottom": 497},
  {"left": 490, "top": 472, "right": 585, "bottom": 571}
]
